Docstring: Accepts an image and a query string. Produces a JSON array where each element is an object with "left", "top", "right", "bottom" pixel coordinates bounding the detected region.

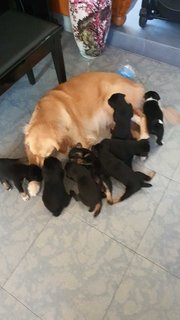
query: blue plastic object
[{"left": 116, "top": 64, "right": 136, "bottom": 80}]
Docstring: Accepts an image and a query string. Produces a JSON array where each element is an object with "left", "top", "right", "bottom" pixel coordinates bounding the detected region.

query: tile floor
[{"left": 0, "top": 32, "right": 180, "bottom": 320}]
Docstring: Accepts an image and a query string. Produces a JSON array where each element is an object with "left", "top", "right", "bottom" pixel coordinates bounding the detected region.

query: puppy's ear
[{"left": 153, "top": 92, "right": 160, "bottom": 101}]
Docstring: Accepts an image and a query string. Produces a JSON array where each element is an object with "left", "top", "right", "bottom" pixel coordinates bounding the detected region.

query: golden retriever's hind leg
[{"left": 139, "top": 115, "right": 149, "bottom": 140}]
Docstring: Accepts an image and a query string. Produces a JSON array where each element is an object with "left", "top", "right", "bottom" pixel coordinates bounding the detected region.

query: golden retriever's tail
[{"left": 162, "top": 107, "right": 180, "bottom": 124}]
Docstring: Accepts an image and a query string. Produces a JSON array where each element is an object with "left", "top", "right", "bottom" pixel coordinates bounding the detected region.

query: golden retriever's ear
[{"left": 60, "top": 136, "right": 72, "bottom": 154}]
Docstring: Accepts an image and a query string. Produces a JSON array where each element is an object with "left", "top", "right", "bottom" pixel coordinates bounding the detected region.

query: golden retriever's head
[
  {"left": 24, "top": 123, "right": 59, "bottom": 166},
  {"left": 24, "top": 123, "right": 73, "bottom": 166}
]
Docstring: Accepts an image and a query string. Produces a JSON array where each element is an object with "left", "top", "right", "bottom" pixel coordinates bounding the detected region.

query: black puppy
[
  {"left": 100, "top": 138, "right": 150, "bottom": 168},
  {"left": 92, "top": 143, "right": 155, "bottom": 202},
  {"left": 42, "top": 157, "right": 71, "bottom": 216},
  {"left": 108, "top": 93, "right": 133, "bottom": 139},
  {"left": 0, "top": 158, "right": 42, "bottom": 200},
  {"left": 68, "top": 143, "right": 115, "bottom": 204},
  {"left": 65, "top": 162, "right": 102, "bottom": 217},
  {"left": 143, "top": 91, "right": 164, "bottom": 145}
]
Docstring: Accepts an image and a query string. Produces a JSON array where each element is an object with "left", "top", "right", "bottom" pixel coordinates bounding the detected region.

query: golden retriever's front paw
[{"left": 28, "top": 181, "right": 41, "bottom": 197}]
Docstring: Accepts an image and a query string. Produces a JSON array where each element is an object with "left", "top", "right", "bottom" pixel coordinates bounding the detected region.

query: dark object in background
[
  {"left": 15, "top": 0, "right": 50, "bottom": 20},
  {"left": 0, "top": 10, "right": 66, "bottom": 96},
  {"left": 139, "top": 0, "right": 180, "bottom": 28}
]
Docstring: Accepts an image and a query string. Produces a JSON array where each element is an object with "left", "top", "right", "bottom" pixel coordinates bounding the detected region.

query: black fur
[
  {"left": 68, "top": 143, "right": 113, "bottom": 203},
  {"left": 42, "top": 157, "right": 71, "bottom": 216},
  {"left": 92, "top": 143, "right": 152, "bottom": 202},
  {"left": 65, "top": 162, "right": 102, "bottom": 217},
  {"left": 108, "top": 93, "right": 133, "bottom": 139},
  {"left": 0, "top": 158, "right": 42, "bottom": 198},
  {"left": 100, "top": 138, "right": 150, "bottom": 168},
  {"left": 143, "top": 91, "right": 164, "bottom": 145}
]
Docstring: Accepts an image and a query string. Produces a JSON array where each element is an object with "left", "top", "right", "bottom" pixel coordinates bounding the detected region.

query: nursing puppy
[
  {"left": 68, "top": 143, "right": 114, "bottom": 204},
  {"left": 65, "top": 162, "right": 102, "bottom": 217},
  {"left": 42, "top": 157, "right": 71, "bottom": 216},
  {"left": 0, "top": 158, "right": 42, "bottom": 200},
  {"left": 92, "top": 143, "right": 155, "bottom": 202},
  {"left": 143, "top": 91, "right": 164, "bottom": 145},
  {"left": 108, "top": 93, "right": 133, "bottom": 139},
  {"left": 100, "top": 138, "right": 150, "bottom": 168}
]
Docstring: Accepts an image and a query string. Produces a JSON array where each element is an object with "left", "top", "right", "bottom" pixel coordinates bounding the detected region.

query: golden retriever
[{"left": 24, "top": 71, "right": 148, "bottom": 166}]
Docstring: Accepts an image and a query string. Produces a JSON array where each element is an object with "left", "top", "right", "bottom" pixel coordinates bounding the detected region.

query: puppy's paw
[
  {"left": 3, "top": 181, "right": 12, "bottom": 191},
  {"left": 21, "top": 192, "right": 30, "bottom": 201},
  {"left": 140, "top": 156, "right": 148, "bottom": 161},
  {"left": 28, "top": 181, "right": 41, "bottom": 197},
  {"left": 111, "top": 196, "right": 121, "bottom": 204},
  {"left": 148, "top": 170, "right": 156, "bottom": 179},
  {"left": 157, "top": 140, "right": 164, "bottom": 146}
]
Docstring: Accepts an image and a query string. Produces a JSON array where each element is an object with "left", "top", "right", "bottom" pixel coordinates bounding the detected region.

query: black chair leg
[
  {"left": 27, "top": 69, "right": 36, "bottom": 85},
  {"left": 51, "top": 38, "right": 66, "bottom": 84}
]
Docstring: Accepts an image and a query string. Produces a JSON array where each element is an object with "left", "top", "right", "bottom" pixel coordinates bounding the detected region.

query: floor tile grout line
[
  {"left": 133, "top": 177, "right": 171, "bottom": 252},
  {"left": 92, "top": 219, "right": 180, "bottom": 279},
  {"left": 75, "top": 209, "right": 180, "bottom": 279},
  {"left": 101, "top": 251, "right": 136, "bottom": 320},
  {"left": 2, "top": 216, "right": 52, "bottom": 288},
  {"left": 1, "top": 286, "right": 43, "bottom": 319},
  {"left": 133, "top": 251, "right": 180, "bottom": 280}
]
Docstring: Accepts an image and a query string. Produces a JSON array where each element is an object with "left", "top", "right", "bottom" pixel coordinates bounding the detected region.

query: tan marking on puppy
[
  {"left": 28, "top": 181, "right": 41, "bottom": 197},
  {"left": 148, "top": 170, "right": 156, "bottom": 179},
  {"left": 21, "top": 192, "right": 30, "bottom": 201},
  {"left": 93, "top": 202, "right": 102, "bottom": 217}
]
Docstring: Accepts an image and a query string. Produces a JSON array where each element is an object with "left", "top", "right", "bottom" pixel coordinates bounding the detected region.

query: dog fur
[
  {"left": 108, "top": 93, "right": 133, "bottom": 139},
  {"left": 143, "top": 91, "right": 164, "bottom": 145},
  {"left": 92, "top": 143, "right": 154, "bottom": 202},
  {"left": 0, "top": 158, "right": 42, "bottom": 200},
  {"left": 68, "top": 143, "right": 115, "bottom": 204},
  {"left": 42, "top": 156, "right": 71, "bottom": 216},
  {"left": 100, "top": 138, "right": 150, "bottom": 168},
  {"left": 24, "top": 72, "right": 147, "bottom": 166},
  {"left": 65, "top": 162, "right": 102, "bottom": 217}
]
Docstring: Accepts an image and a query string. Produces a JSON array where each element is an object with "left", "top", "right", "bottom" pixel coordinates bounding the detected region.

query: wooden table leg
[{"left": 112, "top": 0, "right": 132, "bottom": 26}]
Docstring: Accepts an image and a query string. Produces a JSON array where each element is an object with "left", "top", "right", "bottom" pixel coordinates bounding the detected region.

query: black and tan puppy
[
  {"left": 108, "top": 93, "right": 133, "bottom": 139},
  {"left": 65, "top": 162, "right": 102, "bottom": 217},
  {"left": 143, "top": 91, "right": 164, "bottom": 145},
  {"left": 92, "top": 143, "right": 155, "bottom": 202},
  {"left": 100, "top": 138, "right": 150, "bottom": 168},
  {"left": 0, "top": 158, "right": 42, "bottom": 200},
  {"left": 42, "top": 157, "right": 71, "bottom": 216},
  {"left": 68, "top": 143, "right": 114, "bottom": 204}
]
